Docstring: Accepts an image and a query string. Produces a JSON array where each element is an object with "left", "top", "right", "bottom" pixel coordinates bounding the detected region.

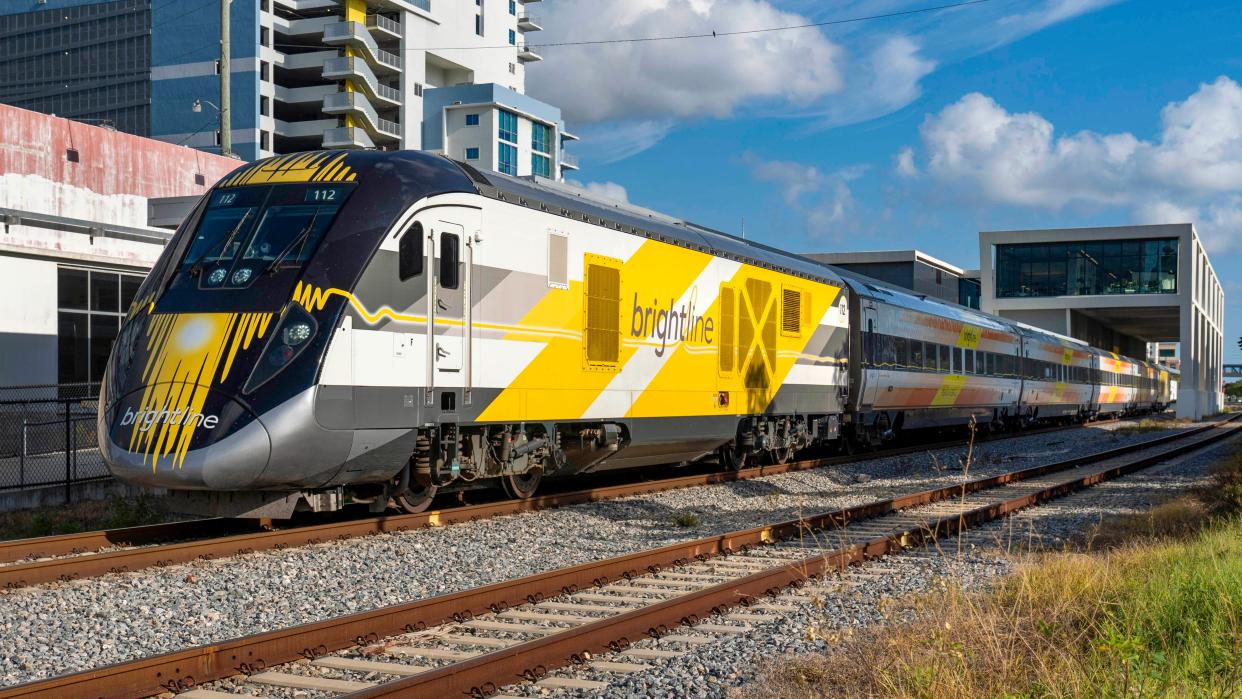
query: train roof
[
  {"left": 458, "top": 162, "right": 849, "bottom": 288},
  {"left": 827, "top": 265, "right": 1015, "bottom": 333}
]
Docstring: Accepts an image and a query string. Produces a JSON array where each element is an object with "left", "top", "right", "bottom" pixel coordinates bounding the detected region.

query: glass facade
[
  {"left": 531, "top": 153, "right": 550, "bottom": 177},
  {"left": 0, "top": 0, "right": 152, "bottom": 136},
  {"left": 995, "top": 238, "right": 1178, "bottom": 298},
  {"left": 958, "top": 277, "right": 981, "bottom": 309},
  {"left": 531, "top": 122, "right": 551, "bottom": 154},
  {"left": 498, "top": 143, "right": 517, "bottom": 175},
  {"left": 497, "top": 109, "right": 518, "bottom": 144},
  {"left": 58, "top": 267, "right": 143, "bottom": 384}
]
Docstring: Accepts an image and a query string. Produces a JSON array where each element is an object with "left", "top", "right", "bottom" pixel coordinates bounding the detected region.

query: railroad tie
[
  {"left": 590, "top": 660, "right": 652, "bottom": 673},
  {"left": 725, "top": 612, "right": 774, "bottom": 623},
  {"left": 536, "top": 677, "right": 611, "bottom": 690},
  {"left": 440, "top": 634, "right": 521, "bottom": 648},
  {"left": 622, "top": 647, "right": 686, "bottom": 659},
  {"left": 248, "top": 671, "right": 376, "bottom": 692},
  {"left": 463, "top": 619, "right": 560, "bottom": 635},
  {"left": 658, "top": 634, "right": 713, "bottom": 645},
  {"left": 537, "top": 600, "right": 619, "bottom": 613},
  {"left": 694, "top": 623, "right": 751, "bottom": 634},
  {"left": 311, "top": 656, "right": 432, "bottom": 676},
  {"left": 388, "top": 646, "right": 479, "bottom": 661},
  {"left": 500, "top": 609, "right": 594, "bottom": 624},
  {"left": 176, "top": 690, "right": 274, "bottom": 699},
  {"left": 573, "top": 592, "right": 653, "bottom": 605}
]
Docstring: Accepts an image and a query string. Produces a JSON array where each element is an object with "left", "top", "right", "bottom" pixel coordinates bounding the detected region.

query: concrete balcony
[
  {"left": 322, "top": 56, "right": 402, "bottom": 108},
  {"left": 366, "top": 14, "right": 401, "bottom": 41},
  {"left": 273, "top": 117, "right": 338, "bottom": 139},
  {"left": 273, "top": 84, "right": 336, "bottom": 105},
  {"left": 517, "top": 44, "right": 542, "bottom": 62},
  {"left": 323, "top": 126, "right": 375, "bottom": 149},
  {"left": 278, "top": 49, "right": 337, "bottom": 72},
  {"left": 516, "top": 13, "right": 541, "bottom": 31},
  {"left": 322, "top": 91, "right": 401, "bottom": 141},
  {"left": 560, "top": 153, "right": 579, "bottom": 170},
  {"left": 323, "top": 21, "right": 402, "bottom": 74}
]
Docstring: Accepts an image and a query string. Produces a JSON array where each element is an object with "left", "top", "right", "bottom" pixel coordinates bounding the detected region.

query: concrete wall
[{"left": 0, "top": 257, "right": 57, "bottom": 386}]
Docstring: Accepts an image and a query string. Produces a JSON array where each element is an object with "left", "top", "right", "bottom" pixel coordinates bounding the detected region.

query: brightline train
[{"left": 98, "top": 150, "right": 1176, "bottom": 518}]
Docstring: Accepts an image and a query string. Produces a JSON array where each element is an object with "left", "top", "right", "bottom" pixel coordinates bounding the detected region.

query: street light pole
[{"left": 220, "top": 0, "right": 232, "bottom": 157}]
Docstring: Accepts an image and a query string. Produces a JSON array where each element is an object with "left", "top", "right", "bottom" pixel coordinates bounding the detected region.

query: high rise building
[{"left": 0, "top": 0, "right": 577, "bottom": 178}]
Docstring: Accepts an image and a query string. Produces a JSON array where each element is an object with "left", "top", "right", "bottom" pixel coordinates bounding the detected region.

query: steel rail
[
  {"left": 0, "top": 420, "right": 1095, "bottom": 589},
  {"left": 349, "top": 415, "right": 1242, "bottom": 698},
  {"left": 0, "top": 416, "right": 1233, "bottom": 699}
]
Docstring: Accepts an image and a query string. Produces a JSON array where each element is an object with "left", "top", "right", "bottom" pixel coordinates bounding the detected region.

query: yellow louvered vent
[
  {"left": 584, "top": 256, "right": 621, "bottom": 368},
  {"left": 719, "top": 285, "right": 736, "bottom": 374},
  {"left": 782, "top": 287, "right": 803, "bottom": 336}
]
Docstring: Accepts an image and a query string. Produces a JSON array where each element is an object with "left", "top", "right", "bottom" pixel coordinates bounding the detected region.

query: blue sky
[{"left": 526, "top": 0, "right": 1242, "bottom": 364}]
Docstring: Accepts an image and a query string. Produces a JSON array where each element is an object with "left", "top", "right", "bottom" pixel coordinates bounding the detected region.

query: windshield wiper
[
  {"left": 189, "top": 208, "right": 253, "bottom": 278},
  {"left": 263, "top": 209, "right": 321, "bottom": 276}
]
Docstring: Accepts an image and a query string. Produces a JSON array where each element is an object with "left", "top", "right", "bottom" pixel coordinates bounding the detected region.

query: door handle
[
  {"left": 437, "top": 298, "right": 448, "bottom": 311},
  {"left": 436, "top": 344, "right": 449, "bottom": 359}
]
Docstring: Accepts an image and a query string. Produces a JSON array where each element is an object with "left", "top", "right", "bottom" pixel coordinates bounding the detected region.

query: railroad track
[
  {"left": 0, "top": 418, "right": 1146, "bottom": 589},
  {"left": 3, "top": 413, "right": 1235, "bottom": 699}
]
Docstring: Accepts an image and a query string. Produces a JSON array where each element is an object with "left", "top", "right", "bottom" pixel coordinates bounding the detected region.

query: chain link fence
[{"left": 0, "top": 383, "right": 108, "bottom": 497}]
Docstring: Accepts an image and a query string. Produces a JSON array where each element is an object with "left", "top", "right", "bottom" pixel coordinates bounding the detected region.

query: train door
[{"left": 423, "top": 207, "right": 481, "bottom": 408}]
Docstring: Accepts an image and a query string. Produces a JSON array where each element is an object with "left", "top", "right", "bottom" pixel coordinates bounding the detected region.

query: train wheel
[
  {"left": 501, "top": 469, "right": 542, "bottom": 499},
  {"left": 719, "top": 443, "right": 745, "bottom": 471},
  {"left": 394, "top": 482, "right": 438, "bottom": 514}
]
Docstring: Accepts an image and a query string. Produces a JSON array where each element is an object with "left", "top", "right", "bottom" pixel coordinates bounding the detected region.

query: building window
[
  {"left": 498, "top": 143, "right": 517, "bottom": 175},
  {"left": 260, "top": 61, "right": 270, "bottom": 82},
  {"left": 531, "top": 121, "right": 551, "bottom": 154},
  {"left": 414, "top": 82, "right": 423, "bottom": 97},
  {"left": 509, "top": 62, "right": 516, "bottom": 74},
  {"left": 260, "top": 131, "right": 270, "bottom": 151},
  {"left": 465, "top": 147, "right": 479, "bottom": 160},
  {"left": 465, "top": 113, "right": 479, "bottom": 126},
  {"left": 531, "top": 153, "right": 550, "bottom": 177},
  {"left": 508, "top": 29, "right": 516, "bottom": 45},
  {"left": 509, "top": 0, "right": 516, "bottom": 14},
  {"left": 498, "top": 109, "right": 518, "bottom": 144},
  {"left": 260, "top": 27, "right": 269, "bottom": 47},
  {"left": 995, "top": 238, "right": 1178, "bottom": 298},
  {"left": 57, "top": 268, "right": 142, "bottom": 385},
  {"left": 260, "top": 96, "right": 270, "bottom": 116},
  {"left": 475, "top": 14, "right": 483, "bottom": 36}
]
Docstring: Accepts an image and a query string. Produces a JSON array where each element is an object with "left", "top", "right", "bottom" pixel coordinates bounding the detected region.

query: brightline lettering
[
  {"left": 121, "top": 406, "right": 219, "bottom": 432},
  {"left": 630, "top": 288, "right": 715, "bottom": 357}
]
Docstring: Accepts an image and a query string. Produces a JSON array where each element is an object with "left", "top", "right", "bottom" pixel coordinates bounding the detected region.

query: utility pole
[{"left": 219, "top": 0, "right": 232, "bottom": 157}]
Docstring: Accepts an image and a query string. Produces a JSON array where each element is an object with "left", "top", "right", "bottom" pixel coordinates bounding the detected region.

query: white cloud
[
  {"left": 744, "top": 152, "right": 861, "bottom": 237},
  {"left": 528, "top": 0, "right": 843, "bottom": 125},
  {"left": 903, "top": 76, "right": 1242, "bottom": 252},
  {"left": 894, "top": 146, "right": 917, "bottom": 178},
  {"left": 570, "top": 120, "right": 675, "bottom": 164},
  {"left": 566, "top": 179, "right": 630, "bottom": 204}
]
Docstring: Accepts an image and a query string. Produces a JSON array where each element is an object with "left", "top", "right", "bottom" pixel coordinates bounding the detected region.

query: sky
[{"left": 522, "top": 0, "right": 1242, "bottom": 365}]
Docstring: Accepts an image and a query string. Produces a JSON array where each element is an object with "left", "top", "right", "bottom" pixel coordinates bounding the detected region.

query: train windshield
[{"left": 180, "top": 183, "right": 354, "bottom": 289}]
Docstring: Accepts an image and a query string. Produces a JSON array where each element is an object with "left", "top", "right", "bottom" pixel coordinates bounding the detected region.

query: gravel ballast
[
  {"left": 495, "top": 428, "right": 1240, "bottom": 699},
  {"left": 0, "top": 420, "right": 1209, "bottom": 686}
]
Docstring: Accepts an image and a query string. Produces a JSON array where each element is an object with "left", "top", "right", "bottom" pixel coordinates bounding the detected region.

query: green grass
[
  {"left": 741, "top": 445, "right": 1242, "bottom": 699},
  {"left": 671, "top": 511, "right": 702, "bottom": 528},
  {"left": 0, "top": 492, "right": 167, "bottom": 541}
]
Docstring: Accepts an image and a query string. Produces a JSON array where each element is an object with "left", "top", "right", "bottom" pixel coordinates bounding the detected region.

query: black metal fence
[{"left": 0, "top": 383, "right": 108, "bottom": 498}]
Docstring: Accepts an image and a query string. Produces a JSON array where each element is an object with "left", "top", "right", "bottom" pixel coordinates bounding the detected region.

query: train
[{"left": 98, "top": 150, "right": 1177, "bottom": 518}]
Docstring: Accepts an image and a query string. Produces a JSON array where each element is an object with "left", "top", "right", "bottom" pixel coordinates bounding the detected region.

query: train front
[{"left": 97, "top": 150, "right": 474, "bottom": 514}]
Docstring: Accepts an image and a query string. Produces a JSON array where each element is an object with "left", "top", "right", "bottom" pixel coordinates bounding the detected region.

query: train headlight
[
  {"left": 243, "top": 305, "right": 319, "bottom": 394},
  {"left": 231, "top": 268, "right": 253, "bottom": 286},
  {"left": 282, "top": 322, "right": 312, "bottom": 346},
  {"left": 207, "top": 268, "right": 227, "bottom": 286}
]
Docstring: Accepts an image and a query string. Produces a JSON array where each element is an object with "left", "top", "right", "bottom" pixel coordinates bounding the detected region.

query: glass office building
[{"left": 995, "top": 238, "right": 1178, "bottom": 298}]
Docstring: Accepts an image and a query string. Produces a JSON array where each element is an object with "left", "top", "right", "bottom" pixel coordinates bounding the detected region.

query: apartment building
[{"left": 0, "top": 0, "right": 577, "bottom": 178}]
